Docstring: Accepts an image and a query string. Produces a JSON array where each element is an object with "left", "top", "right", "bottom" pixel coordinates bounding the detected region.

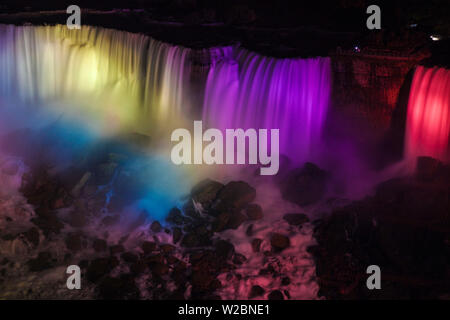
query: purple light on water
[{"left": 202, "top": 48, "right": 331, "bottom": 164}]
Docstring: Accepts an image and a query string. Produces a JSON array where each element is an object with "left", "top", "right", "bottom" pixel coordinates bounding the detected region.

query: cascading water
[
  {"left": 0, "top": 24, "right": 194, "bottom": 135},
  {"left": 405, "top": 66, "right": 450, "bottom": 167},
  {"left": 203, "top": 48, "right": 331, "bottom": 163}
]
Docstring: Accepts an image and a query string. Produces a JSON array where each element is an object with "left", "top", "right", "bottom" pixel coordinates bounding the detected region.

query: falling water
[
  {"left": 405, "top": 66, "right": 450, "bottom": 167},
  {"left": 202, "top": 48, "right": 331, "bottom": 163},
  {"left": 0, "top": 24, "right": 194, "bottom": 135}
]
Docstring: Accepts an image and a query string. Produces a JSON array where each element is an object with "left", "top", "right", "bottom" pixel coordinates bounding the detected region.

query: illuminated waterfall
[
  {"left": 203, "top": 48, "right": 331, "bottom": 162},
  {"left": 405, "top": 66, "right": 450, "bottom": 167},
  {"left": 0, "top": 24, "right": 194, "bottom": 135}
]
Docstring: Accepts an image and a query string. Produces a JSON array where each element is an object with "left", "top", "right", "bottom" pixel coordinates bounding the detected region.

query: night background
[{"left": 0, "top": 0, "right": 448, "bottom": 301}]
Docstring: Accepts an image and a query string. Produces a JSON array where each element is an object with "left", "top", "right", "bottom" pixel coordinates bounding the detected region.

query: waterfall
[
  {"left": 0, "top": 24, "right": 194, "bottom": 135},
  {"left": 202, "top": 48, "right": 331, "bottom": 163},
  {"left": 405, "top": 66, "right": 450, "bottom": 167}
]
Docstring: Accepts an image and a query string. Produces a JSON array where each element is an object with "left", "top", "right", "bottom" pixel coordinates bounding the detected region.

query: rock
[
  {"left": 233, "top": 253, "right": 247, "bottom": 265},
  {"left": 65, "top": 233, "right": 84, "bottom": 252},
  {"left": 166, "top": 207, "right": 186, "bottom": 225},
  {"left": 172, "top": 227, "right": 182, "bottom": 244},
  {"left": 283, "top": 213, "right": 309, "bottom": 226},
  {"left": 110, "top": 244, "right": 125, "bottom": 255},
  {"left": 30, "top": 213, "right": 64, "bottom": 236},
  {"left": 121, "top": 252, "right": 139, "bottom": 264},
  {"left": 87, "top": 257, "right": 119, "bottom": 283},
  {"left": 93, "top": 239, "right": 107, "bottom": 252},
  {"left": 416, "top": 156, "right": 442, "bottom": 181},
  {"left": 141, "top": 241, "right": 157, "bottom": 254},
  {"left": 212, "top": 212, "right": 231, "bottom": 232},
  {"left": 251, "top": 238, "right": 262, "bottom": 252},
  {"left": 281, "top": 162, "right": 329, "bottom": 206},
  {"left": 22, "top": 227, "right": 40, "bottom": 247},
  {"left": 160, "top": 244, "right": 176, "bottom": 254},
  {"left": 281, "top": 277, "right": 291, "bottom": 285},
  {"left": 227, "top": 212, "right": 247, "bottom": 229},
  {"left": 215, "top": 240, "right": 235, "bottom": 260},
  {"left": 98, "top": 275, "right": 139, "bottom": 300},
  {"left": 68, "top": 211, "right": 88, "bottom": 228},
  {"left": 268, "top": 290, "right": 284, "bottom": 300},
  {"left": 27, "top": 252, "right": 54, "bottom": 272},
  {"left": 270, "top": 233, "right": 290, "bottom": 252},
  {"left": 1, "top": 161, "right": 19, "bottom": 176},
  {"left": 150, "top": 221, "right": 162, "bottom": 233},
  {"left": 246, "top": 224, "right": 254, "bottom": 237},
  {"left": 212, "top": 181, "right": 256, "bottom": 214},
  {"left": 151, "top": 263, "right": 169, "bottom": 277},
  {"left": 180, "top": 233, "right": 199, "bottom": 248},
  {"left": 130, "top": 261, "right": 147, "bottom": 275},
  {"left": 248, "top": 285, "right": 265, "bottom": 299},
  {"left": 246, "top": 204, "right": 263, "bottom": 220},
  {"left": 191, "top": 179, "right": 224, "bottom": 210}
]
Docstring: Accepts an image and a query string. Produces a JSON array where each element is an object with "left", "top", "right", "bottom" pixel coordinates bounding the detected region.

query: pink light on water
[{"left": 405, "top": 66, "right": 450, "bottom": 168}]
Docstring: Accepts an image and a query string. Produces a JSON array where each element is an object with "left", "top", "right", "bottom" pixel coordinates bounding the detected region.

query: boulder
[
  {"left": 246, "top": 204, "right": 263, "bottom": 220},
  {"left": 270, "top": 233, "right": 290, "bottom": 252},
  {"left": 283, "top": 213, "right": 309, "bottom": 226},
  {"left": 281, "top": 162, "right": 329, "bottom": 206}
]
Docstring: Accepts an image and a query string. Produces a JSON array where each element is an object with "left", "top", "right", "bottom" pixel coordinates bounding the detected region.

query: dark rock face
[
  {"left": 280, "top": 162, "right": 329, "bottom": 206},
  {"left": 87, "top": 257, "right": 119, "bottom": 283},
  {"left": 98, "top": 275, "right": 139, "bottom": 300},
  {"left": 312, "top": 158, "right": 450, "bottom": 299},
  {"left": 268, "top": 290, "right": 284, "bottom": 300}
]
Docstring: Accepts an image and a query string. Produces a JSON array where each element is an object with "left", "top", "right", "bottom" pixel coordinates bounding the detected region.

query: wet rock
[
  {"left": 251, "top": 238, "right": 262, "bottom": 252},
  {"left": 212, "top": 181, "right": 256, "bottom": 215},
  {"left": 283, "top": 213, "right": 309, "bottom": 226},
  {"left": 150, "top": 221, "right": 162, "bottom": 233},
  {"left": 212, "top": 212, "right": 230, "bottom": 232},
  {"left": 227, "top": 212, "right": 247, "bottom": 229},
  {"left": 68, "top": 210, "right": 88, "bottom": 228},
  {"left": 246, "top": 204, "right": 263, "bottom": 220},
  {"left": 172, "top": 227, "right": 182, "bottom": 244},
  {"left": 93, "top": 238, "right": 107, "bottom": 252},
  {"left": 121, "top": 252, "right": 139, "bottom": 264},
  {"left": 268, "top": 290, "right": 284, "bottom": 300},
  {"left": 416, "top": 156, "right": 443, "bottom": 182},
  {"left": 233, "top": 253, "right": 247, "bottom": 265},
  {"left": 281, "top": 277, "right": 291, "bottom": 286},
  {"left": 281, "top": 162, "right": 329, "bottom": 206},
  {"left": 65, "top": 233, "right": 84, "bottom": 252},
  {"left": 151, "top": 263, "right": 169, "bottom": 277},
  {"left": 87, "top": 257, "right": 119, "bottom": 283},
  {"left": 215, "top": 240, "right": 235, "bottom": 260},
  {"left": 22, "top": 227, "right": 40, "bottom": 247},
  {"left": 110, "top": 244, "right": 125, "bottom": 255},
  {"left": 141, "top": 241, "right": 157, "bottom": 254},
  {"left": 248, "top": 285, "right": 265, "bottom": 299},
  {"left": 98, "top": 274, "right": 139, "bottom": 300},
  {"left": 246, "top": 224, "right": 254, "bottom": 237},
  {"left": 271, "top": 233, "right": 290, "bottom": 252},
  {"left": 160, "top": 244, "right": 175, "bottom": 254},
  {"left": 166, "top": 207, "right": 186, "bottom": 225},
  {"left": 191, "top": 179, "right": 224, "bottom": 210},
  {"left": 31, "top": 213, "right": 64, "bottom": 236},
  {"left": 27, "top": 252, "right": 54, "bottom": 272},
  {"left": 130, "top": 261, "right": 147, "bottom": 275},
  {"left": 180, "top": 233, "right": 199, "bottom": 248}
]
